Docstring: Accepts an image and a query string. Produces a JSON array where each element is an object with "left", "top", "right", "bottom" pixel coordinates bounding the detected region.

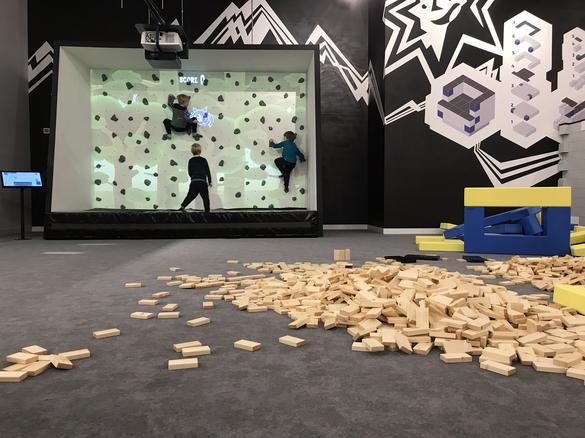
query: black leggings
[
  {"left": 181, "top": 180, "right": 210, "bottom": 212},
  {"left": 274, "top": 157, "right": 296, "bottom": 190},
  {"left": 163, "top": 119, "right": 197, "bottom": 135}
]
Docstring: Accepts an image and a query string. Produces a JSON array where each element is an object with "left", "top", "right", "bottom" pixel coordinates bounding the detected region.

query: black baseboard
[{"left": 44, "top": 209, "right": 322, "bottom": 239}]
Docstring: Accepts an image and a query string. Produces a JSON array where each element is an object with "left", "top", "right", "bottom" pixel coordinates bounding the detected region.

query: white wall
[
  {"left": 0, "top": 0, "right": 30, "bottom": 235},
  {"left": 51, "top": 47, "right": 93, "bottom": 212},
  {"left": 306, "top": 56, "right": 318, "bottom": 210}
]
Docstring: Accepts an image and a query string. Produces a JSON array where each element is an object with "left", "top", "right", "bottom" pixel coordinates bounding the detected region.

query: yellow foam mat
[
  {"left": 571, "top": 243, "right": 585, "bottom": 257},
  {"left": 570, "top": 231, "right": 585, "bottom": 245},
  {"left": 554, "top": 284, "right": 585, "bottom": 314},
  {"left": 464, "top": 187, "right": 572, "bottom": 207},
  {"left": 418, "top": 240, "right": 464, "bottom": 252},
  {"left": 440, "top": 223, "right": 457, "bottom": 230},
  {"left": 415, "top": 235, "right": 446, "bottom": 244}
]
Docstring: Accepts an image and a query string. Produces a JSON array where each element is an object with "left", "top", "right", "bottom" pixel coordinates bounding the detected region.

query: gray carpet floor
[{"left": 0, "top": 231, "right": 584, "bottom": 438}]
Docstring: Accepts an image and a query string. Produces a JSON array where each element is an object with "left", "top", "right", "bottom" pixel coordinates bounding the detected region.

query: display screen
[
  {"left": 1, "top": 171, "right": 42, "bottom": 188},
  {"left": 90, "top": 69, "right": 308, "bottom": 210}
]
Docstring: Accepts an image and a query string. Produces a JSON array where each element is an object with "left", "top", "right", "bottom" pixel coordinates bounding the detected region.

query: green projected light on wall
[{"left": 90, "top": 69, "right": 308, "bottom": 210}]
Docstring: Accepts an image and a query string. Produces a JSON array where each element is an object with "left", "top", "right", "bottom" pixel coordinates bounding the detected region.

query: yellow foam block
[
  {"left": 575, "top": 226, "right": 585, "bottom": 232},
  {"left": 415, "top": 235, "right": 446, "bottom": 244},
  {"left": 570, "top": 231, "right": 585, "bottom": 245},
  {"left": 440, "top": 223, "right": 457, "bottom": 230},
  {"left": 418, "top": 240, "right": 464, "bottom": 252},
  {"left": 572, "top": 243, "right": 585, "bottom": 257},
  {"left": 554, "top": 284, "right": 585, "bottom": 315},
  {"left": 464, "top": 187, "right": 572, "bottom": 207}
]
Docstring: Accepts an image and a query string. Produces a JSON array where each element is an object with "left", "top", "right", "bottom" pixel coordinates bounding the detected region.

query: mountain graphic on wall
[{"left": 195, "top": 0, "right": 369, "bottom": 103}]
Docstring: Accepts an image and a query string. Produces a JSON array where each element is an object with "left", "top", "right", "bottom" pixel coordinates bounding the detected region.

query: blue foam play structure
[{"left": 443, "top": 207, "right": 541, "bottom": 239}]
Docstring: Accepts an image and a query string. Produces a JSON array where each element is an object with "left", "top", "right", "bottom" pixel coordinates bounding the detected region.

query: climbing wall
[{"left": 90, "top": 70, "right": 308, "bottom": 210}]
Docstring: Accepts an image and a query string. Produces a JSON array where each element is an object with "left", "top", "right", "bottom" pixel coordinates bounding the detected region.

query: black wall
[
  {"left": 383, "top": 0, "right": 585, "bottom": 228},
  {"left": 27, "top": 0, "right": 369, "bottom": 225}
]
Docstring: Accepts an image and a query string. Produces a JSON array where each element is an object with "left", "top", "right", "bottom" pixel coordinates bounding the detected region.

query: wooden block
[
  {"left": 50, "top": 355, "right": 73, "bottom": 370},
  {"left": 279, "top": 335, "right": 305, "bottom": 347},
  {"left": 162, "top": 303, "right": 179, "bottom": 312},
  {"left": 351, "top": 342, "right": 368, "bottom": 352},
  {"left": 130, "top": 311, "right": 155, "bottom": 320},
  {"left": 22, "top": 345, "right": 48, "bottom": 355},
  {"left": 553, "top": 352, "right": 583, "bottom": 368},
  {"left": 157, "top": 276, "right": 173, "bottom": 281},
  {"left": 443, "top": 340, "right": 472, "bottom": 354},
  {"left": 182, "top": 346, "right": 211, "bottom": 357},
  {"left": 92, "top": 328, "right": 121, "bottom": 339},
  {"left": 125, "top": 282, "right": 142, "bottom": 288},
  {"left": 234, "top": 340, "right": 262, "bottom": 352},
  {"left": 532, "top": 344, "right": 555, "bottom": 357},
  {"left": 168, "top": 358, "right": 198, "bottom": 370},
  {"left": 440, "top": 318, "right": 467, "bottom": 329},
  {"left": 202, "top": 301, "right": 214, "bottom": 310},
  {"left": 395, "top": 333, "right": 413, "bottom": 354},
  {"left": 2, "top": 363, "right": 29, "bottom": 372},
  {"left": 440, "top": 353, "right": 472, "bottom": 364},
  {"left": 517, "top": 346, "right": 537, "bottom": 365},
  {"left": 363, "top": 338, "right": 385, "bottom": 352},
  {"left": 480, "top": 347, "right": 514, "bottom": 364},
  {"left": 138, "top": 299, "right": 159, "bottom": 306},
  {"left": 517, "top": 332, "right": 547, "bottom": 345},
  {"left": 288, "top": 317, "right": 308, "bottom": 329},
  {"left": 173, "top": 341, "right": 202, "bottom": 353},
  {"left": 152, "top": 291, "right": 171, "bottom": 298},
  {"left": 413, "top": 343, "right": 433, "bottom": 356},
  {"left": 366, "top": 307, "right": 382, "bottom": 319},
  {"left": 59, "top": 349, "right": 91, "bottom": 360},
  {"left": 6, "top": 352, "right": 38, "bottom": 364},
  {"left": 0, "top": 371, "right": 28, "bottom": 383},
  {"left": 334, "top": 249, "right": 349, "bottom": 261},
  {"left": 186, "top": 317, "right": 210, "bottom": 327},
  {"left": 21, "top": 360, "right": 51, "bottom": 376},
  {"left": 566, "top": 367, "right": 585, "bottom": 381},
  {"left": 226, "top": 260, "right": 240, "bottom": 264},
  {"left": 158, "top": 312, "right": 180, "bottom": 319},
  {"left": 480, "top": 360, "right": 516, "bottom": 376},
  {"left": 169, "top": 267, "right": 183, "bottom": 272},
  {"left": 532, "top": 358, "right": 568, "bottom": 373}
]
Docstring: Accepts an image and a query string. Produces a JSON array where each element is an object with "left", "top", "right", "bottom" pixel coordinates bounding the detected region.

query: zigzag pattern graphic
[
  {"left": 28, "top": 41, "right": 54, "bottom": 93},
  {"left": 195, "top": 0, "right": 368, "bottom": 103}
]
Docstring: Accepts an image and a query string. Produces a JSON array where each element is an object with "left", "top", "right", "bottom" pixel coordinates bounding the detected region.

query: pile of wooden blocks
[
  {"left": 155, "top": 259, "right": 584, "bottom": 384},
  {"left": 1, "top": 346, "right": 90, "bottom": 383},
  {"left": 469, "top": 255, "right": 585, "bottom": 291},
  {"left": 168, "top": 341, "right": 211, "bottom": 370}
]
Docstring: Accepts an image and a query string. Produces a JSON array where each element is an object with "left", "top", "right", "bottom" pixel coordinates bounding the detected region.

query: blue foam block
[
  {"left": 485, "top": 223, "right": 524, "bottom": 234},
  {"left": 464, "top": 206, "right": 571, "bottom": 255},
  {"left": 443, "top": 207, "right": 541, "bottom": 239}
]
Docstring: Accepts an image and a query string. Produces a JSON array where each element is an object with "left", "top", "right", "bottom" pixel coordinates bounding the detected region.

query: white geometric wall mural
[
  {"left": 554, "top": 28, "right": 585, "bottom": 129},
  {"left": 383, "top": 1, "right": 585, "bottom": 187},
  {"left": 500, "top": 12, "right": 557, "bottom": 148},
  {"left": 425, "top": 63, "right": 501, "bottom": 149}
]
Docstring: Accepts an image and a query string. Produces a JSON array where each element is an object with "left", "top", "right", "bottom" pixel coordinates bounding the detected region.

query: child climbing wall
[{"left": 90, "top": 70, "right": 308, "bottom": 210}]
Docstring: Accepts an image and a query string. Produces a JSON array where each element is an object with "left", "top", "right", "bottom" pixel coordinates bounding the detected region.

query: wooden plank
[
  {"left": 279, "top": 335, "right": 305, "bottom": 348},
  {"left": 58, "top": 349, "right": 90, "bottom": 360},
  {"left": 131, "top": 312, "right": 155, "bottom": 319},
  {"left": 182, "top": 346, "right": 211, "bottom": 357},
  {"left": 186, "top": 317, "right": 210, "bottom": 327},
  {"left": 0, "top": 371, "right": 28, "bottom": 382},
  {"left": 6, "top": 352, "right": 38, "bottom": 364},
  {"left": 440, "top": 353, "right": 472, "bottom": 363},
  {"left": 158, "top": 312, "right": 180, "bottom": 319},
  {"left": 21, "top": 345, "right": 48, "bottom": 355},
  {"left": 92, "top": 328, "right": 121, "bottom": 339},
  {"left": 173, "top": 341, "right": 202, "bottom": 353},
  {"left": 234, "top": 340, "right": 262, "bottom": 352},
  {"left": 168, "top": 358, "right": 198, "bottom": 370}
]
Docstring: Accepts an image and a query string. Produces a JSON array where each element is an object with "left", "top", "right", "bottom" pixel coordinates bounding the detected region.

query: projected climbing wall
[{"left": 91, "top": 70, "right": 307, "bottom": 210}]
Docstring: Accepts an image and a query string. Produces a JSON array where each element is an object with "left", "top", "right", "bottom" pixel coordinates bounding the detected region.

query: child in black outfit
[
  {"left": 163, "top": 94, "right": 198, "bottom": 139},
  {"left": 179, "top": 143, "right": 212, "bottom": 212}
]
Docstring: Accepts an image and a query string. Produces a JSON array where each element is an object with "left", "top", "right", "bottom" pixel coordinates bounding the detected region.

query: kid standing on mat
[
  {"left": 269, "top": 131, "right": 305, "bottom": 193},
  {"left": 163, "top": 94, "right": 198, "bottom": 139},
  {"left": 180, "top": 143, "right": 212, "bottom": 212}
]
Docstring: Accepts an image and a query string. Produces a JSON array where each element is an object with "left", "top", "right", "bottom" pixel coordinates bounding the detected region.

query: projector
[
  {"left": 136, "top": 23, "right": 189, "bottom": 69},
  {"left": 140, "top": 30, "right": 183, "bottom": 52}
]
